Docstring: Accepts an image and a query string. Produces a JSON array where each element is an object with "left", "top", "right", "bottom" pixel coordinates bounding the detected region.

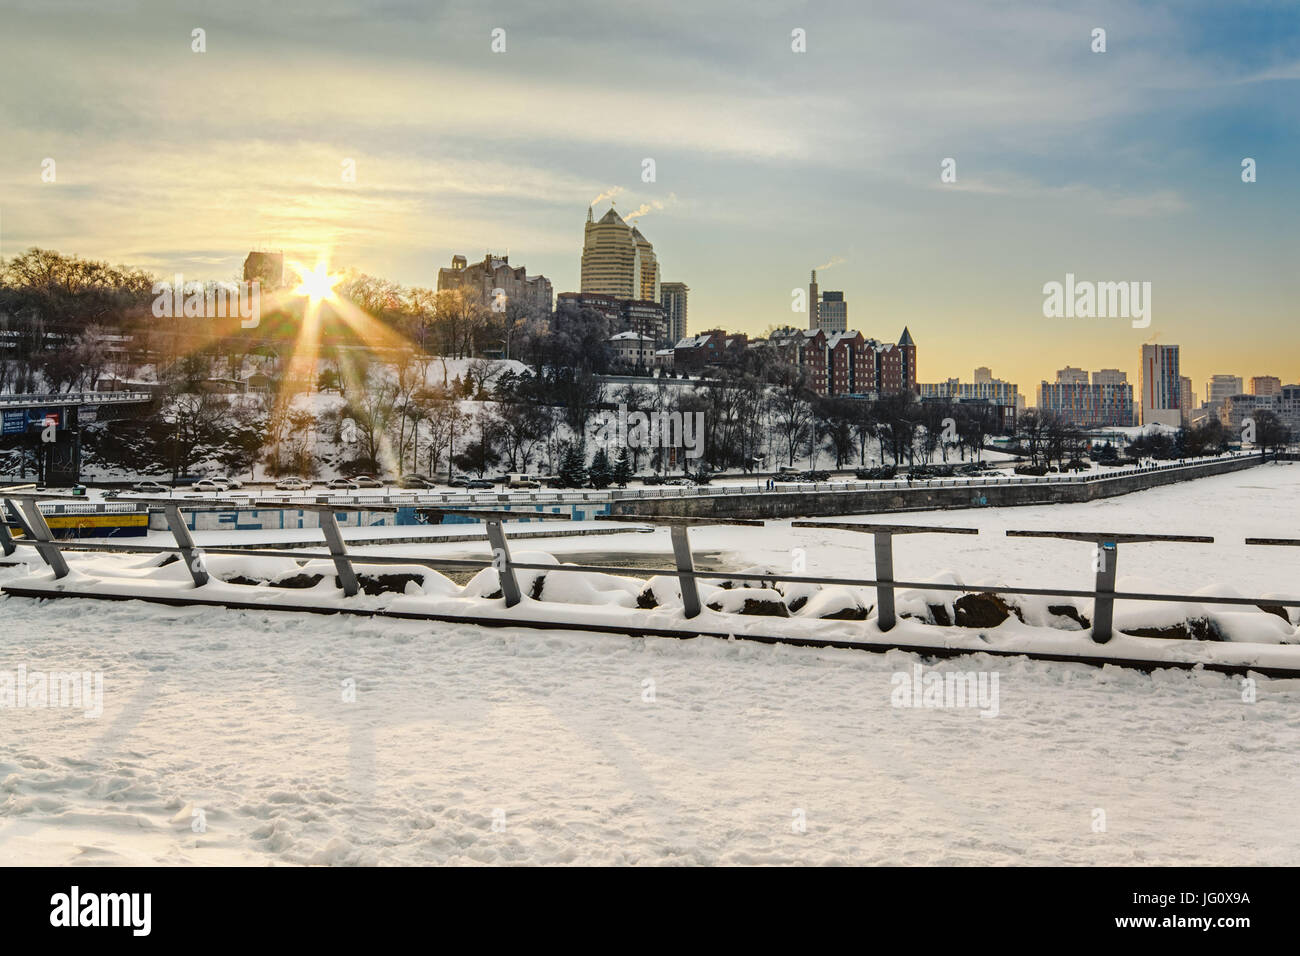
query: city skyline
[{"left": 2, "top": 0, "right": 1297, "bottom": 396}]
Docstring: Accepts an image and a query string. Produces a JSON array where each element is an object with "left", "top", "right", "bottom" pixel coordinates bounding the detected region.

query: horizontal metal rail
[
  {"left": 6, "top": 581, "right": 1295, "bottom": 679},
  {"left": 1006, "top": 530, "right": 1215, "bottom": 544},
  {"left": 14, "top": 542, "right": 1300, "bottom": 609},
  {"left": 6, "top": 499, "right": 1297, "bottom": 653}
]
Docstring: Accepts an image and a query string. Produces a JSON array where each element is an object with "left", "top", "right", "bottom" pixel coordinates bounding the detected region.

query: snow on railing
[
  {"left": 4, "top": 491, "right": 1296, "bottom": 672},
  {"left": 0, "top": 390, "right": 154, "bottom": 407}
]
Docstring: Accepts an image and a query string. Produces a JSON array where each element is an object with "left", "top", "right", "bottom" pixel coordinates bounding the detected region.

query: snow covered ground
[{"left": 1, "top": 463, "right": 1298, "bottom": 865}]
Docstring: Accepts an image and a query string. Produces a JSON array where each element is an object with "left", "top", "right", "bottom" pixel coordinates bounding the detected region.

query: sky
[{"left": 1, "top": 0, "right": 1297, "bottom": 401}]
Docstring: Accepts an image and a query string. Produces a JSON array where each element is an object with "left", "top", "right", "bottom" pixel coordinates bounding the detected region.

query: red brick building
[
  {"left": 770, "top": 326, "right": 916, "bottom": 397},
  {"left": 769, "top": 328, "right": 828, "bottom": 390},
  {"left": 673, "top": 329, "right": 749, "bottom": 371}
]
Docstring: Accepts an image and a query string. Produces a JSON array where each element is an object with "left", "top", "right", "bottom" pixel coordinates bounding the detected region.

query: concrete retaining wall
[{"left": 610, "top": 455, "right": 1263, "bottom": 520}]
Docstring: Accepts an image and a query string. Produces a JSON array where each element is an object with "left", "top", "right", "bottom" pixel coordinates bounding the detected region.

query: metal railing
[
  {"left": 4, "top": 496, "right": 1298, "bottom": 653},
  {"left": 0, "top": 390, "right": 154, "bottom": 407},
  {"left": 608, "top": 453, "right": 1256, "bottom": 499},
  {"left": 67, "top": 453, "right": 1250, "bottom": 513}
]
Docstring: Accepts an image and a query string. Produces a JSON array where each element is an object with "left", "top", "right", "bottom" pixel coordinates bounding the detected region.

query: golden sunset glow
[{"left": 290, "top": 260, "right": 343, "bottom": 305}]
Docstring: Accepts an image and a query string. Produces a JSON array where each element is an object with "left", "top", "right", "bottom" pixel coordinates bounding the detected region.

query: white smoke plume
[
  {"left": 626, "top": 200, "right": 665, "bottom": 221},
  {"left": 816, "top": 256, "right": 846, "bottom": 271},
  {"left": 591, "top": 187, "right": 623, "bottom": 205}
]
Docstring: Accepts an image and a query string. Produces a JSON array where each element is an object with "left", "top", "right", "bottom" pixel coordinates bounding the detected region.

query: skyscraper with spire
[{"left": 581, "top": 204, "right": 658, "bottom": 301}]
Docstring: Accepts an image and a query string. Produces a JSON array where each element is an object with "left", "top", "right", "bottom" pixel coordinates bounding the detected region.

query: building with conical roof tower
[
  {"left": 581, "top": 204, "right": 662, "bottom": 303},
  {"left": 895, "top": 326, "right": 917, "bottom": 393},
  {"left": 581, "top": 205, "right": 639, "bottom": 298}
]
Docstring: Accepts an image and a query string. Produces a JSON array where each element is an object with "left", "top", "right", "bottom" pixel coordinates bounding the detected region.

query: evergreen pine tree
[
  {"left": 588, "top": 447, "right": 613, "bottom": 489},
  {"left": 558, "top": 444, "right": 586, "bottom": 488},
  {"left": 612, "top": 447, "right": 633, "bottom": 486}
]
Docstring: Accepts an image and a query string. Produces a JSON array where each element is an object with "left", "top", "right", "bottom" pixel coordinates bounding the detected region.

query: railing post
[
  {"left": 669, "top": 523, "right": 702, "bottom": 619},
  {"left": 0, "top": 508, "right": 15, "bottom": 556},
  {"left": 484, "top": 518, "right": 521, "bottom": 607},
  {"left": 874, "top": 531, "right": 896, "bottom": 631},
  {"left": 14, "top": 496, "right": 70, "bottom": 578},
  {"left": 319, "top": 510, "right": 359, "bottom": 597},
  {"left": 163, "top": 503, "right": 208, "bottom": 587},
  {"left": 1091, "top": 541, "right": 1118, "bottom": 644}
]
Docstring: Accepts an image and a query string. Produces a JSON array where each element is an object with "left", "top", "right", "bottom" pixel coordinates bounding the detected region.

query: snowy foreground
[{"left": 2, "top": 465, "right": 1299, "bottom": 865}]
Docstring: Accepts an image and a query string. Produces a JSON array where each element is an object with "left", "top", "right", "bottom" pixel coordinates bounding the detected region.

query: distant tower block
[
  {"left": 818, "top": 290, "right": 847, "bottom": 333},
  {"left": 661, "top": 281, "right": 689, "bottom": 342},
  {"left": 809, "top": 270, "right": 819, "bottom": 330},
  {"left": 243, "top": 251, "right": 284, "bottom": 288}
]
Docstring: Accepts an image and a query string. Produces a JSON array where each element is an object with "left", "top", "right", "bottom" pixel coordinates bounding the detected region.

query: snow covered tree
[
  {"left": 557, "top": 443, "right": 586, "bottom": 488},
  {"left": 612, "top": 448, "right": 633, "bottom": 486},
  {"left": 587, "top": 447, "right": 613, "bottom": 489}
]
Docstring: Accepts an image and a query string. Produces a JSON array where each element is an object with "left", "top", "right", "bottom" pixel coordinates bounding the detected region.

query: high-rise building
[
  {"left": 660, "top": 282, "right": 689, "bottom": 343},
  {"left": 437, "top": 253, "right": 552, "bottom": 316},
  {"left": 631, "top": 225, "right": 659, "bottom": 302},
  {"left": 806, "top": 269, "right": 847, "bottom": 332},
  {"left": 1179, "top": 376, "right": 1196, "bottom": 424},
  {"left": 1038, "top": 377, "right": 1134, "bottom": 427},
  {"left": 817, "top": 291, "right": 847, "bottom": 333},
  {"left": 1140, "top": 344, "right": 1182, "bottom": 426},
  {"left": 1056, "top": 366, "right": 1090, "bottom": 385},
  {"left": 1220, "top": 385, "right": 1300, "bottom": 434},
  {"left": 1251, "top": 375, "right": 1282, "bottom": 396},
  {"left": 920, "top": 372, "right": 1020, "bottom": 431},
  {"left": 581, "top": 205, "right": 658, "bottom": 301},
  {"left": 1205, "top": 374, "right": 1244, "bottom": 405},
  {"left": 1093, "top": 369, "right": 1127, "bottom": 386},
  {"left": 556, "top": 291, "right": 667, "bottom": 344}
]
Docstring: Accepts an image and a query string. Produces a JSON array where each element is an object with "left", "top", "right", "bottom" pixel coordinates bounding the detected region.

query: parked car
[
  {"left": 219, "top": 477, "right": 244, "bottom": 489},
  {"left": 327, "top": 478, "right": 360, "bottom": 490},
  {"left": 398, "top": 474, "right": 434, "bottom": 489},
  {"left": 447, "top": 476, "right": 471, "bottom": 488},
  {"left": 465, "top": 478, "right": 494, "bottom": 490},
  {"left": 642, "top": 474, "right": 665, "bottom": 486},
  {"left": 192, "top": 479, "right": 230, "bottom": 492},
  {"left": 275, "top": 477, "right": 313, "bottom": 491},
  {"left": 352, "top": 475, "right": 384, "bottom": 488},
  {"left": 506, "top": 473, "right": 541, "bottom": 489},
  {"left": 133, "top": 480, "right": 170, "bottom": 493}
]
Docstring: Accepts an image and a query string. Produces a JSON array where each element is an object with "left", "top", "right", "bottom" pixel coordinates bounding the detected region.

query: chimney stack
[{"left": 809, "top": 270, "right": 819, "bottom": 330}]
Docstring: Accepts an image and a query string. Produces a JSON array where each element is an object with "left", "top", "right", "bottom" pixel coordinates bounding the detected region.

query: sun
[{"left": 290, "top": 260, "right": 342, "bottom": 304}]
